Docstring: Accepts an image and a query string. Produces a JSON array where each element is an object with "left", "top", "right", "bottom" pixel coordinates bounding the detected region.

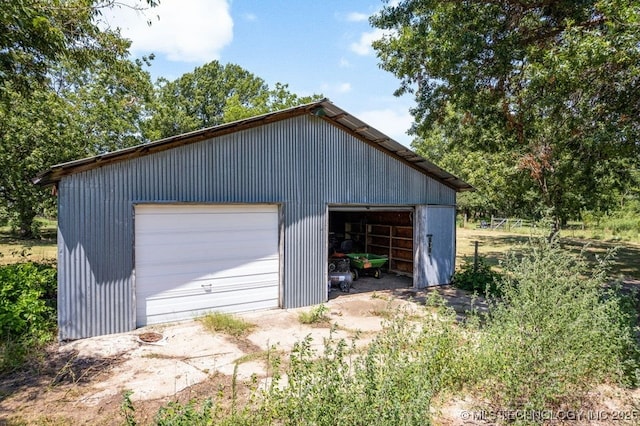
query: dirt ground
[
  {"left": 1, "top": 275, "right": 638, "bottom": 425},
  {"left": 0, "top": 274, "right": 473, "bottom": 425}
]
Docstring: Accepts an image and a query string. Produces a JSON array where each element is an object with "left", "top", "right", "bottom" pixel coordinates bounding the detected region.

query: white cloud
[
  {"left": 104, "top": 0, "right": 233, "bottom": 62},
  {"left": 358, "top": 108, "right": 413, "bottom": 146},
  {"left": 349, "top": 28, "right": 387, "bottom": 56},
  {"left": 243, "top": 13, "right": 257, "bottom": 22},
  {"left": 320, "top": 82, "right": 352, "bottom": 95},
  {"left": 346, "top": 12, "right": 369, "bottom": 22},
  {"left": 338, "top": 57, "right": 352, "bottom": 68},
  {"left": 337, "top": 83, "right": 352, "bottom": 93}
]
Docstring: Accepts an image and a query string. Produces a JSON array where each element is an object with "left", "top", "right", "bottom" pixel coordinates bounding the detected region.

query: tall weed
[
  {"left": 453, "top": 256, "right": 502, "bottom": 297},
  {"left": 145, "top": 240, "right": 640, "bottom": 424},
  {"left": 243, "top": 303, "right": 469, "bottom": 426},
  {"left": 474, "top": 240, "right": 640, "bottom": 411}
]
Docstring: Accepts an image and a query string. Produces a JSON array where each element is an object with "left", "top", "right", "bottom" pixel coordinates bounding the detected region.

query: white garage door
[{"left": 134, "top": 204, "right": 280, "bottom": 326}]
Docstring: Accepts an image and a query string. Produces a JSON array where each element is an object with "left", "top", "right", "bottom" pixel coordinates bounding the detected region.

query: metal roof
[{"left": 33, "top": 99, "right": 473, "bottom": 191}]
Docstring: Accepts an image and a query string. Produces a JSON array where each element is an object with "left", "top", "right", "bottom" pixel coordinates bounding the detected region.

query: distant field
[
  {"left": 457, "top": 226, "right": 640, "bottom": 280},
  {"left": 0, "top": 220, "right": 57, "bottom": 265}
]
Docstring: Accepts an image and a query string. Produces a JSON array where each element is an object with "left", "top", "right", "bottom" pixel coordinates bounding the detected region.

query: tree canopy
[
  {"left": 0, "top": 0, "right": 157, "bottom": 100},
  {"left": 144, "top": 61, "right": 321, "bottom": 140},
  {"left": 372, "top": 0, "right": 640, "bottom": 224},
  {"left": 0, "top": 2, "right": 321, "bottom": 237}
]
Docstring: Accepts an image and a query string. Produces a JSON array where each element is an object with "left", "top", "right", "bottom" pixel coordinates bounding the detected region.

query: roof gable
[{"left": 33, "top": 99, "right": 472, "bottom": 191}]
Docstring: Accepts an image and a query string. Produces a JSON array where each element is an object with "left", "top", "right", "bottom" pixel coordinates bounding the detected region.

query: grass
[
  {"left": 0, "top": 219, "right": 57, "bottom": 265},
  {"left": 234, "top": 349, "right": 280, "bottom": 365},
  {"left": 457, "top": 226, "right": 640, "bottom": 279},
  {"left": 369, "top": 308, "right": 393, "bottom": 319},
  {"left": 199, "top": 312, "right": 255, "bottom": 337},
  {"left": 298, "top": 304, "right": 330, "bottom": 324}
]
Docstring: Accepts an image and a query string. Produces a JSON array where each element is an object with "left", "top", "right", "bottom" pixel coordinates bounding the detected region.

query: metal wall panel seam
[{"left": 57, "top": 114, "right": 458, "bottom": 338}]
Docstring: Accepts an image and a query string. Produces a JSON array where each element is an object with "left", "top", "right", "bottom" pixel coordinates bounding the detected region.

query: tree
[
  {"left": 0, "top": 0, "right": 157, "bottom": 100},
  {"left": 412, "top": 103, "right": 536, "bottom": 220},
  {"left": 144, "top": 61, "right": 322, "bottom": 140},
  {"left": 0, "top": 57, "right": 153, "bottom": 237},
  {"left": 57, "top": 57, "right": 154, "bottom": 154},
  {"left": 0, "top": 0, "right": 157, "bottom": 237},
  {"left": 371, "top": 0, "right": 640, "bottom": 227},
  {"left": 0, "top": 87, "right": 71, "bottom": 235}
]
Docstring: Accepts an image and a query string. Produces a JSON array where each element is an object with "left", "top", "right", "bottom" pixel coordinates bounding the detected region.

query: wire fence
[{"left": 469, "top": 216, "right": 586, "bottom": 232}]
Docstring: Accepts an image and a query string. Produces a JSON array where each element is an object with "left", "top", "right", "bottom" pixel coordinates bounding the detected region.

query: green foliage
[
  {"left": 373, "top": 0, "right": 640, "bottom": 223},
  {"left": 250, "top": 306, "right": 466, "bottom": 426},
  {"left": 0, "top": 0, "right": 157, "bottom": 101},
  {"left": 121, "top": 390, "right": 137, "bottom": 426},
  {"left": 473, "top": 242, "right": 640, "bottom": 410},
  {"left": 297, "top": 303, "right": 329, "bottom": 324},
  {"left": 452, "top": 256, "right": 502, "bottom": 297},
  {"left": 582, "top": 200, "right": 640, "bottom": 240},
  {"left": 155, "top": 399, "right": 214, "bottom": 426},
  {"left": 0, "top": 261, "right": 57, "bottom": 372},
  {"left": 0, "top": 262, "right": 56, "bottom": 337},
  {"left": 199, "top": 311, "right": 254, "bottom": 337},
  {"left": 144, "top": 61, "right": 322, "bottom": 140}
]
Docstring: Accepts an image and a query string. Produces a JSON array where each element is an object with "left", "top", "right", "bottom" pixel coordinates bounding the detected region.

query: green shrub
[
  {"left": 246, "top": 304, "right": 468, "bottom": 426},
  {"left": 0, "top": 261, "right": 57, "bottom": 372},
  {"left": 582, "top": 205, "right": 640, "bottom": 241},
  {"left": 199, "top": 311, "right": 254, "bottom": 337},
  {"left": 473, "top": 241, "right": 640, "bottom": 411},
  {"left": 0, "top": 207, "right": 8, "bottom": 227},
  {"left": 120, "top": 390, "right": 137, "bottom": 426},
  {"left": 453, "top": 256, "right": 502, "bottom": 297},
  {"left": 297, "top": 303, "right": 329, "bottom": 324},
  {"left": 155, "top": 399, "right": 214, "bottom": 426}
]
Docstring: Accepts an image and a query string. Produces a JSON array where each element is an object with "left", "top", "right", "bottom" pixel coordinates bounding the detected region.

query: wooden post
[{"left": 473, "top": 240, "right": 479, "bottom": 273}]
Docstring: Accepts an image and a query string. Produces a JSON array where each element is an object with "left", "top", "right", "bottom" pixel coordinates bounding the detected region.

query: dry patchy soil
[
  {"left": 2, "top": 277, "right": 640, "bottom": 425},
  {"left": 0, "top": 276, "right": 427, "bottom": 425}
]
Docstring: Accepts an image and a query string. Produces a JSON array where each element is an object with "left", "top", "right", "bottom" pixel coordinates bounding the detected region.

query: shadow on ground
[
  {"left": 460, "top": 231, "right": 640, "bottom": 279},
  {"left": 0, "top": 348, "right": 125, "bottom": 405},
  {"left": 561, "top": 238, "right": 640, "bottom": 279},
  {"left": 329, "top": 274, "right": 488, "bottom": 322}
]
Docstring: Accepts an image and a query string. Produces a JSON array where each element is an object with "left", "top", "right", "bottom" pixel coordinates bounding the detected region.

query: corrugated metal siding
[
  {"left": 413, "top": 205, "right": 456, "bottom": 288},
  {"left": 57, "top": 115, "right": 456, "bottom": 339}
]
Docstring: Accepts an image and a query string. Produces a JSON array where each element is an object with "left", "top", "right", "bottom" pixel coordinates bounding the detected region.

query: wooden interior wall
[{"left": 329, "top": 210, "right": 414, "bottom": 276}]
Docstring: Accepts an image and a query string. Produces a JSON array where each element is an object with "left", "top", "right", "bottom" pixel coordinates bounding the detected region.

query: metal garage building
[{"left": 35, "top": 99, "right": 472, "bottom": 340}]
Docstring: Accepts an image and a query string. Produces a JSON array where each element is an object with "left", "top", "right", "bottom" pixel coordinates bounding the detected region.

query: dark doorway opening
[{"left": 328, "top": 208, "right": 414, "bottom": 277}]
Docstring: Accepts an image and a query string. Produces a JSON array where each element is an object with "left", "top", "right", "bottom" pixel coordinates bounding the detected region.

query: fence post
[{"left": 474, "top": 240, "right": 479, "bottom": 273}]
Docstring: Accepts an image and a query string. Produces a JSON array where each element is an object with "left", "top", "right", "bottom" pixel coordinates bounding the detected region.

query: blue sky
[{"left": 105, "top": 0, "right": 415, "bottom": 147}]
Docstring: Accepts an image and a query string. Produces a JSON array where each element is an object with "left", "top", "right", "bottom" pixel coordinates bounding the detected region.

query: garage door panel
[
  {"left": 138, "top": 275, "right": 279, "bottom": 303},
  {"left": 136, "top": 258, "right": 279, "bottom": 282},
  {"left": 136, "top": 211, "right": 276, "bottom": 232},
  {"left": 135, "top": 228, "right": 277, "bottom": 249},
  {"left": 145, "top": 297, "right": 279, "bottom": 325},
  {"left": 135, "top": 204, "right": 280, "bottom": 327},
  {"left": 135, "top": 244, "right": 278, "bottom": 267},
  {"left": 136, "top": 204, "right": 277, "bottom": 215},
  {"left": 134, "top": 232, "right": 278, "bottom": 264},
  {"left": 143, "top": 284, "right": 279, "bottom": 325}
]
